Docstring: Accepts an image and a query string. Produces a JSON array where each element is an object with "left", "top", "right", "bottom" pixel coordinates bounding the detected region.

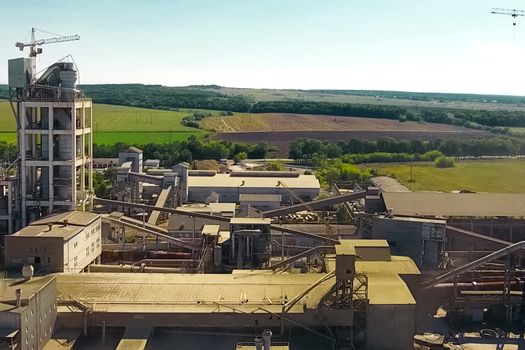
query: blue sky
[{"left": 1, "top": 0, "right": 524, "bottom": 95}]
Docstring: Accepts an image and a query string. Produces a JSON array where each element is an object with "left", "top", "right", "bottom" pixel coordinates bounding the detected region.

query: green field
[
  {"left": 371, "top": 159, "right": 525, "bottom": 193},
  {"left": 0, "top": 101, "right": 208, "bottom": 144}
]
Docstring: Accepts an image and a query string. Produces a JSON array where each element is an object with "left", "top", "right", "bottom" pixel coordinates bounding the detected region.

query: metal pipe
[
  {"left": 262, "top": 329, "right": 272, "bottom": 350},
  {"left": 254, "top": 336, "right": 264, "bottom": 350}
]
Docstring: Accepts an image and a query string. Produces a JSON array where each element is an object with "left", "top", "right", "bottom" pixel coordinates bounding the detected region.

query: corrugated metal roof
[
  {"left": 188, "top": 173, "right": 320, "bottom": 189},
  {"left": 382, "top": 192, "right": 525, "bottom": 218},
  {"left": 371, "top": 176, "right": 411, "bottom": 193}
]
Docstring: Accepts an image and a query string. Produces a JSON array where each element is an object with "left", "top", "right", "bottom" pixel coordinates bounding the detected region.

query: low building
[
  {"left": 144, "top": 159, "right": 160, "bottom": 168},
  {"left": 0, "top": 275, "right": 57, "bottom": 350},
  {"left": 239, "top": 194, "right": 281, "bottom": 212},
  {"left": 187, "top": 171, "right": 320, "bottom": 203},
  {"left": 4, "top": 211, "right": 102, "bottom": 273},
  {"left": 92, "top": 158, "right": 118, "bottom": 170}
]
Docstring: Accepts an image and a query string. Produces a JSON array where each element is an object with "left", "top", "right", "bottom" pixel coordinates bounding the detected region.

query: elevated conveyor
[{"left": 263, "top": 191, "right": 367, "bottom": 218}]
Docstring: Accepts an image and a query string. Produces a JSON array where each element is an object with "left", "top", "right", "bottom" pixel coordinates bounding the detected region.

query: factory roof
[
  {"left": 55, "top": 273, "right": 334, "bottom": 314},
  {"left": 239, "top": 194, "right": 282, "bottom": 202},
  {"left": 9, "top": 212, "right": 100, "bottom": 241},
  {"left": 188, "top": 173, "right": 320, "bottom": 189},
  {"left": 371, "top": 176, "right": 411, "bottom": 193},
  {"left": 0, "top": 275, "right": 56, "bottom": 313},
  {"left": 382, "top": 192, "right": 525, "bottom": 218}
]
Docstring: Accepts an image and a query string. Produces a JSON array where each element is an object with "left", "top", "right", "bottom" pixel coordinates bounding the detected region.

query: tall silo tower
[{"left": 8, "top": 28, "right": 92, "bottom": 226}]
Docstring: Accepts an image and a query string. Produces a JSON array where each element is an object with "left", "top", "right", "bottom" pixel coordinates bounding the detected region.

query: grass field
[
  {"left": 370, "top": 159, "right": 525, "bottom": 193},
  {"left": 0, "top": 101, "right": 208, "bottom": 144},
  {"left": 217, "top": 87, "right": 525, "bottom": 112},
  {"left": 202, "top": 112, "right": 485, "bottom": 133}
]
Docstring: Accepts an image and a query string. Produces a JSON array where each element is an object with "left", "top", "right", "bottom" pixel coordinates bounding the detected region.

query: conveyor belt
[
  {"left": 148, "top": 186, "right": 171, "bottom": 225},
  {"left": 262, "top": 190, "right": 367, "bottom": 218}
]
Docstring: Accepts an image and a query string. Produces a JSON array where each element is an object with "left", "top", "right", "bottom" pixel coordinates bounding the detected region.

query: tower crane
[
  {"left": 15, "top": 27, "right": 80, "bottom": 58},
  {"left": 491, "top": 8, "right": 525, "bottom": 27}
]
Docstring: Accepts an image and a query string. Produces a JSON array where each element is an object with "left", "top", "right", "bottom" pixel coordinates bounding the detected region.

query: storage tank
[{"left": 59, "top": 62, "right": 77, "bottom": 89}]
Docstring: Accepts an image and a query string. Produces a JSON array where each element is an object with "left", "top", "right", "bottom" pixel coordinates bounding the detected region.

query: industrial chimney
[{"left": 15, "top": 288, "right": 21, "bottom": 307}]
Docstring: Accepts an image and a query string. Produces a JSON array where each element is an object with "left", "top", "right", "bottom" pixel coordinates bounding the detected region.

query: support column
[
  {"left": 48, "top": 104, "right": 54, "bottom": 213},
  {"left": 20, "top": 104, "right": 27, "bottom": 227}
]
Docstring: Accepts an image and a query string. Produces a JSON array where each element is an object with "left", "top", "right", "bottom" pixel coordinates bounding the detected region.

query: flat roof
[
  {"left": 367, "top": 274, "right": 416, "bottom": 305},
  {"left": 55, "top": 273, "right": 334, "bottom": 314},
  {"left": 382, "top": 192, "right": 525, "bottom": 218},
  {"left": 201, "top": 224, "right": 220, "bottom": 236},
  {"left": 0, "top": 275, "right": 56, "bottom": 313},
  {"left": 31, "top": 211, "right": 100, "bottom": 227},
  {"left": 239, "top": 194, "right": 282, "bottom": 202},
  {"left": 188, "top": 173, "right": 320, "bottom": 190},
  {"left": 230, "top": 218, "right": 271, "bottom": 225},
  {"left": 177, "top": 203, "right": 236, "bottom": 213},
  {"left": 9, "top": 212, "right": 100, "bottom": 241}
]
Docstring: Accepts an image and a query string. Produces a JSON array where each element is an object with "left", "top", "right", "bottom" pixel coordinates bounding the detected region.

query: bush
[
  {"left": 435, "top": 156, "right": 455, "bottom": 168},
  {"left": 233, "top": 152, "right": 247, "bottom": 164}
]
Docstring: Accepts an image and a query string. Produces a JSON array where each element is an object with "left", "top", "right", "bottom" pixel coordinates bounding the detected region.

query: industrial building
[
  {"left": 186, "top": 171, "right": 320, "bottom": 204},
  {"left": 4, "top": 211, "right": 101, "bottom": 273},
  {"left": 47, "top": 239, "right": 419, "bottom": 350},
  {"left": 0, "top": 275, "right": 57, "bottom": 350}
]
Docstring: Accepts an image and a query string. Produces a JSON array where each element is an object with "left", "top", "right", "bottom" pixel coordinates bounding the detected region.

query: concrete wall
[
  {"left": 365, "top": 304, "right": 416, "bottom": 350},
  {"left": 189, "top": 187, "right": 318, "bottom": 204},
  {"left": 63, "top": 218, "right": 102, "bottom": 273},
  {"left": 4, "top": 236, "right": 65, "bottom": 272}
]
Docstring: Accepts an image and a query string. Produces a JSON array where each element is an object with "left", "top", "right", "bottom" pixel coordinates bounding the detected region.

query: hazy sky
[{"left": 1, "top": 0, "right": 525, "bottom": 95}]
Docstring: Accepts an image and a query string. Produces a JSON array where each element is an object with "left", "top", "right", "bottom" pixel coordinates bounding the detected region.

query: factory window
[
  {"left": 29, "top": 248, "right": 33, "bottom": 253},
  {"left": 74, "top": 242, "right": 78, "bottom": 248},
  {"left": 25, "top": 339, "right": 28, "bottom": 345},
  {"left": 96, "top": 224, "right": 100, "bottom": 231},
  {"left": 30, "top": 310, "right": 33, "bottom": 316}
]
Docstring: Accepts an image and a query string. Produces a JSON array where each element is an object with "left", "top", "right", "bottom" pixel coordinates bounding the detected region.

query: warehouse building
[
  {"left": 371, "top": 192, "right": 525, "bottom": 243},
  {"left": 186, "top": 171, "right": 320, "bottom": 203},
  {"left": 4, "top": 211, "right": 102, "bottom": 273}
]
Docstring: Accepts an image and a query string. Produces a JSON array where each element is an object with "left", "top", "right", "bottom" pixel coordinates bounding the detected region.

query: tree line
[
  {"left": 289, "top": 137, "right": 525, "bottom": 162},
  {"left": 93, "top": 136, "right": 269, "bottom": 166}
]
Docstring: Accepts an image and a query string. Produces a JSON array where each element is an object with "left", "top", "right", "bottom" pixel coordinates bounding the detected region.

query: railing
[{"left": 10, "top": 85, "right": 86, "bottom": 102}]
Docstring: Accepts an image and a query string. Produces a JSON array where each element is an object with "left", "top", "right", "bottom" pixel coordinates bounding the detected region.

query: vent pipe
[
  {"left": 254, "top": 336, "right": 264, "bottom": 350},
  {"left": 262, "top": 329, "right": 272, "bottom": 350},
  {"left": 47, "top": 224, "right": 53, "bottom": 231},
  {"left": 15, "top": 289, "right": 21, "bottom": 307}
]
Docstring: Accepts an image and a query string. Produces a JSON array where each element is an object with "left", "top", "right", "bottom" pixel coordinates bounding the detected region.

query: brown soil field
[
  {"left": 202, "top": 113, "right": 485, "bottom": 133},
  {"left": 216, "top": 130, "right": 492, "bottom": 156}
]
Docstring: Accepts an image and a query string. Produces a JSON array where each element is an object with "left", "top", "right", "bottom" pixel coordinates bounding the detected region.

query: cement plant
[{"left": 1, "top": 14, "right": 525, "bottom": 350}]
